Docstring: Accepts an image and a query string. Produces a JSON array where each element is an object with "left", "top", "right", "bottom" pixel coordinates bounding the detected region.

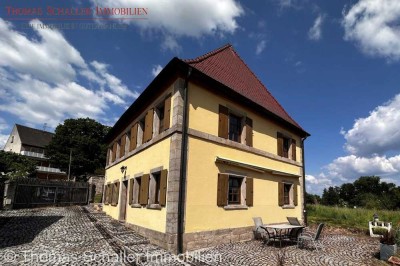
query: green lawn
[{"left": 307, "top": 204, "right": 400, "bottom": 231}]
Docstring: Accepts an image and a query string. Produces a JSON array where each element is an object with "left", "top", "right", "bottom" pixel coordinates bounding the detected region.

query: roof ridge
[
  {"left": 183, "top": 43, "right": 232, "bottom": 64},
  {"left": 229, "top": 49, "right": 302, "bottom": 128},
  {"left": 16, "top": 124, "right": 54, "bottom": 135}
]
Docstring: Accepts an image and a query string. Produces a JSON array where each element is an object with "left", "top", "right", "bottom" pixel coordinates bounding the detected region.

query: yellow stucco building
[{"left": 103, "top": 44, "right": 310, "bottom": 254}]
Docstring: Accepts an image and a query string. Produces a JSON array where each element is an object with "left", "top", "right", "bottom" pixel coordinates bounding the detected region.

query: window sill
[
  {"left": 147, "top": 204, "right": 162, "bottom": 210},
  {"left": 130, "top": 203, "right": 142, "bottom": 208},
  {"left": 281, "top": 205, "right": 295, "bottom": 209},
  {"left": 111, "top": 203, "right": 118, "bottom": 207},
  {"left": 104, "top": 203, "right": 109, "bottom": 205},
  {"left": 224, "top": 205, "right": 248, "bottom": 210}
]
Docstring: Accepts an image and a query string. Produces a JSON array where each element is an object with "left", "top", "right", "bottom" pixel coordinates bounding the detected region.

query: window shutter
[
  {"left": 278, "top": 182, "right": 284, "bottom": 206},
  {"left": 246, "top": 177, "right": 254, "bottom": 207},
  {"left": 140, "top": 174, "right": 150, "bottom": 205},
  {"left": 112, "top": 142, "right": 117, "bottom": 162},
  {"left": 128, "top": 179, "right": 134, "bottom": 205},
  {"left": 245, "top": 117, "right": 253, "bottom": 147},
  {"left": 293, "top": 184, "right": 298, "bottom": 206},
  {"left": 159, "top": 169, "right": 168, "bottom": 206},
  {"left": 143, "top": 109, "right": 154, "bottom": 142},
  {"left": 217, "top": 173, "right": 229, "bottom": 206},
  {"left": 115, "top": 182, "right": 120, "bottom": 205},
  {"left": 218, "top": 105, "right": 229, "bottom": 139},
  {"left": 164, "top": 96, "right": 171, "bottom": 130},
  {"left": 104, "top": 185, "right": 109, "bottom": 204},
  {"left": 277, "top": 132, "right": 283, "bottom": 157},
  {"left": 108, "top": 184, "right": 113, "bottom": 204},
  {"left": 129, "top": 123, "right": 138, "bottom": 151},
  {"left": 119, "top": 135, "right": 126, "bottom": 158},
  {"left": 291, "top": 139, "right": 296, "bottom": 161}
]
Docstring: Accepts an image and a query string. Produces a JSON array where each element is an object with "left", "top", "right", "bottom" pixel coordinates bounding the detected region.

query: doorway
[{"left": 119, "top": 180, "right": 128, "bottom": 221}]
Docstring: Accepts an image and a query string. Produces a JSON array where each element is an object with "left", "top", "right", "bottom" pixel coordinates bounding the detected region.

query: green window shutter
[
  {"left": 278, "top": 182, "right": 284, "bottom": 206},
  {"left": 140, "top": 174, "right": 150, "bottom": 205},
  {"left": 159, "top": 169, "right": 168, "bottom": 206},
  {"left": 130, "top": 123, "right": 138, "bottom": 151},
  {"left": 128, "top": 179, "right": 134, "bottom": 205},
  {"left": 293, "top": 184, "right": 298, "bottom": 206},
  {"left": 218, "top": 105, "right": 229, "bottom": 139},
  {"left": 143, "top": 109, "right": 154, "bottom": 143},
  {"left": 164, "top": 96, "right": 171, "bottom": 130},
  {"left": 217, "top": 173, "right": 229, "bottom": 206},
  {"left": 291, "top": 139, "right": 297, "bottom": 161},
  {"left": 277, "top": 132, "right": 283, "bottom": 157},
  {"left": 246, "top": 177, "right": 254, "bottom": 206},
  {"left": 245, "top": 117, "right": 253, "bottom": 147}
]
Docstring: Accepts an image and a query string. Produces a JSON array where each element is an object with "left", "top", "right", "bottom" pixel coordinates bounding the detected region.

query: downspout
[
  {"left": 177, "top": 66, "right": 192, "bottom": 254},
  {"left": 301, "top": 136, "right": 308, "bottom": 226}
]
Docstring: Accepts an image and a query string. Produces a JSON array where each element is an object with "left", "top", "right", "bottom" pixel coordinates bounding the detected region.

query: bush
[
  {"left": 372, "top": 227, "right": 388, "bottom": 235},
  {"left": 94, "top": 194, "right": 103, "bottom": 203}
]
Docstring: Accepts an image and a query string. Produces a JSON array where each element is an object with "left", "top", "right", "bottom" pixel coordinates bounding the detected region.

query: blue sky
[{"left": 1, "top": 0, "right": 400, "bottom": 194}]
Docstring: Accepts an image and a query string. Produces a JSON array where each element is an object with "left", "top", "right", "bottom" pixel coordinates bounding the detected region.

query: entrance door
[{"left": 119, "top": 180, "right": 128, "bottom": 221}]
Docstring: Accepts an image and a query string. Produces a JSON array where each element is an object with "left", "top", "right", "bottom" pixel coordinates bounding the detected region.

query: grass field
[{"left": 307, "top": 204, "right": 400, "bottom": 231}]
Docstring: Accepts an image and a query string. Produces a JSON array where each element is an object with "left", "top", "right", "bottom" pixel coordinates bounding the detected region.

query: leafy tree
[
  {"left": 45, "top": 118, "right": 110, "bottom": 180},
  {"left": 339, "top": 183, "right": 356, "bottom": 206},
  {"left": 321, "top": 186, "right": 340, "bottom": 206},
  {"left": 305, "top": 192, "right": 321, "bottom": 204},
  {"left": 354, "top": 176, "right": 381, "bottom": 195},
  {"left": 0, "top": 150, "right": 37, "bottom": 179}
]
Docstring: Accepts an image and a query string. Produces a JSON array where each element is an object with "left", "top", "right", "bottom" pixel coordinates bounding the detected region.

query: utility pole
[{"left": 68, "top": 149, "right": 72, "bottom": 181}]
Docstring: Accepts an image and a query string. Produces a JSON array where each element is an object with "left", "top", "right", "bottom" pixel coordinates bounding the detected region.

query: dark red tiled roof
[{"left": 183, "top": 44, "right": 304, "bottom": 132}]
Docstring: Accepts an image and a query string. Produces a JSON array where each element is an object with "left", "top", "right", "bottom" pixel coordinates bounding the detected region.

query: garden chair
[
  {"left": 297, "top": 223, "right": 325, "bottom": 251},
  {"left": 286, "top": 217, "right": 304, "bottom": 242},
  {"left": 252, "top": 217, "right": 277, "bottom": 245}
]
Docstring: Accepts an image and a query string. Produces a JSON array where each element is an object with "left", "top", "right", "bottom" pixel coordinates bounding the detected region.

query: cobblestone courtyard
[{"left": 0, "top": 206, "right": 382, "bottom": 265}]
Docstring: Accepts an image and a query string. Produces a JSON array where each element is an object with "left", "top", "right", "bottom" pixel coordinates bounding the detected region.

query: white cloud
[
  {"left": 275, "top": 0, "right": 302, "bottom": 9},
  {"left": 342, "top": 94, "right": 400, "bottom": 156},
  {"left": 151, "top": 65, "right": 163, "bottom": 77},
  {"left": 308, "top": 14, "right": 324, "bottom": 41},
  {"left": 0, "top": 18, "right": 139, "bottom": 129},
  {"left": 0, "top": 118, "right": 9, "bottom": 149},
  {"left": 89, "top": 0, "right": 243, "bottom": 50},
  {"left": 255, "top": 40, "right": 266, "bottom": 55},
  {"left": 342, "top": 0, "right": 400, "bottom": 60}
]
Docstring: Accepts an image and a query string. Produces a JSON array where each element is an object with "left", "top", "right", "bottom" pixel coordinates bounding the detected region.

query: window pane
[
  {"left": 228, "top": 176, "right": 242, "bottom": 204},
  {"left": 229, "top": 114, "right": 241, "bottom": 142},
  {"left": 284, "top": 184, "right": 291, "bottom": 205}
]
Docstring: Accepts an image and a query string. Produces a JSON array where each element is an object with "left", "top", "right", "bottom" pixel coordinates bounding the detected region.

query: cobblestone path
[{"left": 0, "top": 206, "right": 382, "bottom": 266}]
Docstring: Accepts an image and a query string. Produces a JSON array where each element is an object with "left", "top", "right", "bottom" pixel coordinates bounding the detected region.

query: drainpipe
[
  {"left": 177, "top": 66, "right": 192, "bottom": 254},
  {"left": 301, "top": 136, "right": 308, "bottom": 226}
]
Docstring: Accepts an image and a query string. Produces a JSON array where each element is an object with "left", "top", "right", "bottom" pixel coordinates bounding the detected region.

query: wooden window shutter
[
  {"left": 163, "top": 96, "right": 171, "bottom": 130},
  {"left": 278, "top": 182, "right": 284, "bottom": 206},
  {"left": 112, "top": 142, "right": 117, "bottom": 162},
  {"left": 143, "top": 109, "right": 154, "bottom": 143},
  {"left": 119, "top": 135, "right": 126, "bottom": 158},
  {"left": 218, "top": 105, "right": 229, "bottom": 139},
  {"left": 159, "top": 169, "right": 168, "bottom": 206},
  {"left": 293, "top": 185, "right": 298, "bottom": 206},
  {"left": 128, "top": 179, "right": 134, "bottom": 205},
  {"left": 217, "top": 173, "right": 229, "bottom": 206},
  {"left": 245, "top": 117, "right": 253, "bottom": 147},
  {"left": 108, "top": 184, "right": 112, "bottom": 204},
  {"left": 115, "top": 182, "right": 120, "bottom": 205},
  {"left": 140, "top": 174, "right": 150, "bottom": 205},
  {"left": 246, "top": 177, "right": 254, "bottom": 207},
  {"left": 277, "top": 132, "right": 283, "bottom": 157},
  {"left": 129, "top": 123, "right": 138, "bottom": 151},
  {"left": 104, "top": 185, "right": 109, "bottom": 204},
  {"left": 291, "top": 139, "right": 297, "bottom": 161}
]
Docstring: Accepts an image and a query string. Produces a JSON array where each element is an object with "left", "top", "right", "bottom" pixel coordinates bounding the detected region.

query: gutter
[
  {"left": 177, "top": 66, "right": 192, "bottom": 254},
  {"left": 301, "top": 136, "right": 309, "bottom": 226}
]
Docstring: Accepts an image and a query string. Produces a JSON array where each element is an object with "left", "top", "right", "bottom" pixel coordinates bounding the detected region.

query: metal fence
[{"left": 4, "top": 178, "right": 90, "bottom": 209}]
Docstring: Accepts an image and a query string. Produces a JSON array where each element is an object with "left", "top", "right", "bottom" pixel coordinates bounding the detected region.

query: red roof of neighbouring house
[{"left": 183, "top": 44, "right": 305, "bottom": 132}]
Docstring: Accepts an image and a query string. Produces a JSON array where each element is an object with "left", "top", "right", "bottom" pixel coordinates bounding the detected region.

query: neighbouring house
[
  {"left": 103, "top": 44, "right": 310, "bottom": 254},
  {"left": 2, "top": 124, "right": 67, "bottom": 180}
]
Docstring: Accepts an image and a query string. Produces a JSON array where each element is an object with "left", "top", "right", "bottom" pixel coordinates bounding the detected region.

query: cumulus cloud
[
  {"left": 0, "top": 18, "right": 138, "bottom": 129},
  {"left": 89, "top": 0, "right": 243, "bottom": 50},
  {"left": 308, "top": 14, "right": 324, "bottom": 41},
  {"left": 342, "top": 94, "right": 400, "bottom": 156},
  {"left": 151, "top": 64, "right": 163, "bottom": 77},
  {"left": 0, "top": 118, "right": 9, "bottom": 149},
  {"left": 255, "top": 40, "right": 266, "bottom": 55},
  {"left": 308, "top": 93, "right": 400, "bottom": 194},
  {"left": 342, "top": 0, "right": 400, "bottom": 60}
]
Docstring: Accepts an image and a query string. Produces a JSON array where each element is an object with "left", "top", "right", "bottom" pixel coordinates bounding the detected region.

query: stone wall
[
  {"left": 183, "top": 226, "right": 254, "bottom": 251},
  {"left": 88, "top": 175, "right": 105, "bottom": 195}
]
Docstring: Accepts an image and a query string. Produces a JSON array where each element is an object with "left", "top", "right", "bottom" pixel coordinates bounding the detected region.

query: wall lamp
[{"left": 120, "top": 166, "right": 127, "bottom": 174}]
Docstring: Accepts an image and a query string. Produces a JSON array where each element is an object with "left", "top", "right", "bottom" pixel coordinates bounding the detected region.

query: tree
[
  {"left": 0, "top": 150, "right": 37, "bottom": 179},
  {"left": 45, "top": 118, "right": 110, "bottom": 180},
  {"left": 305, "top": 192, "right": 321, "bottom": 205},
  {"left": 321, "top": 186, "right": 340, "bottom": 206}
]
